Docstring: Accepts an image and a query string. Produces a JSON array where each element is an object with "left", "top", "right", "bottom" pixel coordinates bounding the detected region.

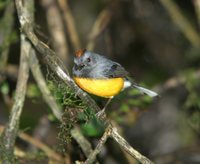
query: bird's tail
[
  {"left": 124, "top": 77, "right": 158, "bottom": 97},
  {"left": 132, "top": 85, "right": 158, "bottom": 97}
]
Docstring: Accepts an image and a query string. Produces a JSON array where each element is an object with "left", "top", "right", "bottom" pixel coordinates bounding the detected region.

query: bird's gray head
[{"left": 73, "top": 49, "right": 98, "bottom": 77}]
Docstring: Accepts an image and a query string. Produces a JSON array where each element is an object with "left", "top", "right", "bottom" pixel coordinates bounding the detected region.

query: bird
[{"left": 72, "top": 49, "right": 158, "bottom": 114}]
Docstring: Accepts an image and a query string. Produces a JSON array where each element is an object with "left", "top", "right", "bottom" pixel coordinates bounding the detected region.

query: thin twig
[
  {"left": 84, "top": 125, "right": 112, "bottom": 164},
  {"left": 159, "top": 0, "right": 200, "bottom": 47},
  {"left": 19, "top": 129, "right": 63, "bottom": 162},
  {"left": 87, "top": 9, "right": 111, "bottom": 51},
  {"left": 58, "top": 0, "right": 81, "bottom": 50},
  {"left": 71, "top": 127, "right": 93, "bottom": 158},
  {"left": 41, "top": 0, "right": 69, "bottom": 64},
  {"left": 0, "top": 125, "right": 63, "bottom": 162}
]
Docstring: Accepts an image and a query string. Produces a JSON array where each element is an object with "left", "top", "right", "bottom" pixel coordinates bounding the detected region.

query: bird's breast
[{"left": 74, "top": 77, "right": 124, "bottom": 98}]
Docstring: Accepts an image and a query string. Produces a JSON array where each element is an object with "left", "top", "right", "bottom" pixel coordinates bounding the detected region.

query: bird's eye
[{"left": 87, "top": 57, "right": 91, "bottom": 63}]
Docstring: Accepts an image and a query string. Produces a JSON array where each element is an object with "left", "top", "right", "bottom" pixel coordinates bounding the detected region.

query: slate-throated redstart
[{"left": 72, "top": 49, "right": 158, "bottom": 99}]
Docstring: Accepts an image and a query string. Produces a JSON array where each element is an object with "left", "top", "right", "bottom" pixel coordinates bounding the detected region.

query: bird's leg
[{"left": 96, "top": 98, "right": 112, "bottom": 118}]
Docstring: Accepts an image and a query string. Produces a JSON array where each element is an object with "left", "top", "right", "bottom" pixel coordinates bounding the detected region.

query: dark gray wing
[{"left": 103, "top": 62, "right": 129, "bottom": 78}]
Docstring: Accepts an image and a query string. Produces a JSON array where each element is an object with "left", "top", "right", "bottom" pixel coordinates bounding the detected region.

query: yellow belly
[{"left": 74, "top": 77, "right": 124, "bottom": 98}]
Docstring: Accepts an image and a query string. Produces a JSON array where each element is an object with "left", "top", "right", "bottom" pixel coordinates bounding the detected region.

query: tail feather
[{"left": 133, "top": 85, "right": 158, "bottom": 97}]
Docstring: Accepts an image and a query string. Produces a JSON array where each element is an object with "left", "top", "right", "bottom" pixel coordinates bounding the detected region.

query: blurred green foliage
[
  {"left": 26, "top": 83, "right": 41, "bottom": 98},
  {"left": 184, "top": 69, "right": 200, "bottom": 108},
  {"left": 182, "top": 69, "right": 200, "bottom": 132},
  {"left": 80, "top": 118, "right": 104, "bottom": 137},
  {"left": 0, "top": 0, "right": 8, "bottom": 11},
  {"left": 110, "top": 87, "right": 154, "bottom": 125},
  {"left": 0, "top": 81, "right": 9, "bottom": 95}
]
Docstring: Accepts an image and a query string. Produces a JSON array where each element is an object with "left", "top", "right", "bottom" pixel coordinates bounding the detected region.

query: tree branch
[
  {"left": 84, "top": 125, "right": 112, "bottom": 164},
  {"left": 29, "top": 49, "right": 62, "bottom": 120},
  {"left": 0, "top": 0, "right": 35, "bottom": 161},
  {"left": 0, "top": 29, "right": 30, "bottom": 163}
]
